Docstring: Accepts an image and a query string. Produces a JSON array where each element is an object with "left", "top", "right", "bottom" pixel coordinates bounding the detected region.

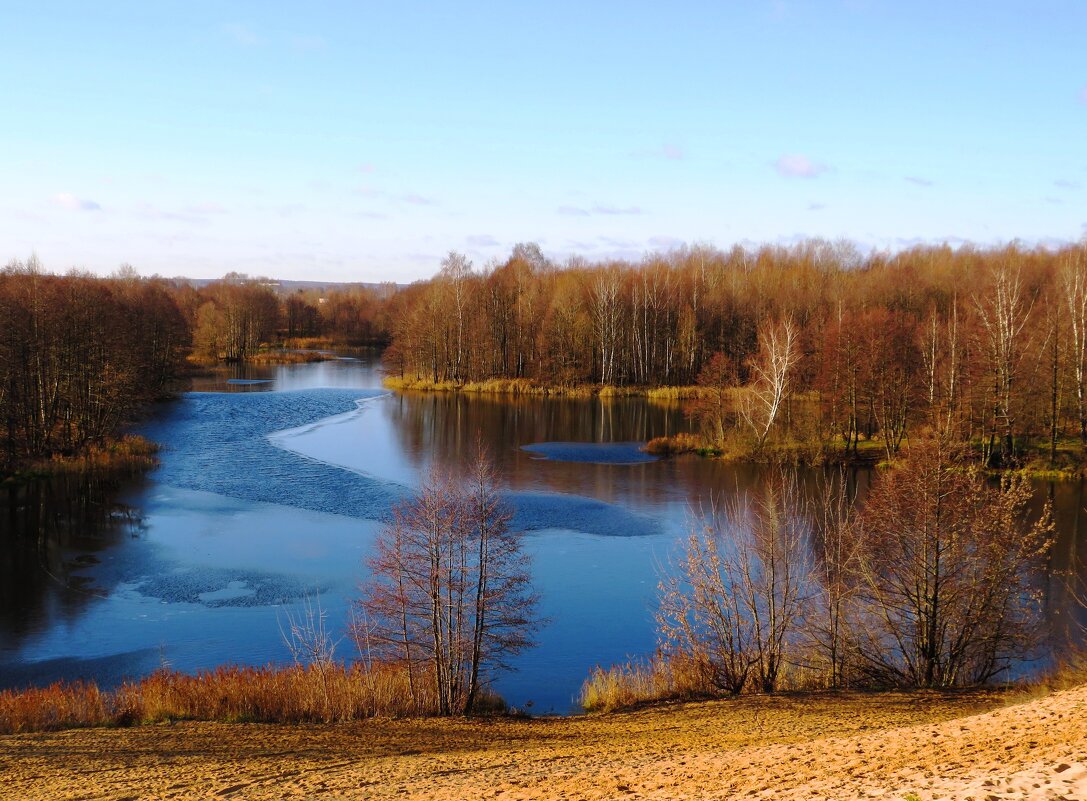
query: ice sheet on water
[
  {"left": 137, "top": 388, "right": 662, "bottom": 538},
  {"left": 521, "top": 441, "right": 658, "bottom": 465}
]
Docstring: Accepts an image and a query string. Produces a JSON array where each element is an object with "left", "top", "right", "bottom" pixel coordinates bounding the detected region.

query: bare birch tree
[
  {"left": 973, "top": 262, "right": 1034, "bottom": 462},
  {"left": 739, "top": 316, "right": 800, "bottom": 449},
  {"left": 1061, "top": 247, "right": 1087, "bottom": 443}
]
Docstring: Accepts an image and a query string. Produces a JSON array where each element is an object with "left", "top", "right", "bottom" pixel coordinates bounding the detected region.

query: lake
[{"left": 2, "top": 351, "right": 1085, "bottom": 713}]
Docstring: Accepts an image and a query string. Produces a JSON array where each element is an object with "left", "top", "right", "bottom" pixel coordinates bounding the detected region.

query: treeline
[
  {"left": 385, "top": 241, "right": 1087, "bottom": 466},
  {"left": 174, "top": 273, "right": 395, "bottom": 362},
  {"left": 0, "top": 260, "right": 189, "bottom": 472},
  {"left": 0, "top": 261, "right": 398, "bottom": 472}
]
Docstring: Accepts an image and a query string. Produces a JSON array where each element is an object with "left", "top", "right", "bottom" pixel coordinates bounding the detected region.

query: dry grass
[
  {"left": 279, "top": 337, "right": 336, "bottom": 350},
  {"left": 643, "top": 432, "right": 707, "bottom": 456},
  {"left": 382, "top": 375, "right": 708, "bottom": 400},
  {"left": 0, "top": 663, "right": 509, "bottom": 735},
  {"left": 40, "top": 434, "right": 159, "bottom": 474},
  {"left": 1033, "top": 647, "right": 1087, "bottom": 692},
  {"left": 249, "top": 349, "right": 333, "bottom": 365},
  {"left": 579, "top": 654, "right": 717, "bottom": 712}
]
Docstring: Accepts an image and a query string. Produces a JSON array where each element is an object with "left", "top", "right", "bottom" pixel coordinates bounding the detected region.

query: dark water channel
[{"left": 2, "top": 352, "right": 1085, "bottom": 713}]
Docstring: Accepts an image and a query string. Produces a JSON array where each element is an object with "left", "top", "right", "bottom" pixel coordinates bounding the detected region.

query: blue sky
[{"left": 1, "top": 1, "right": 1085, "bottom": 281}]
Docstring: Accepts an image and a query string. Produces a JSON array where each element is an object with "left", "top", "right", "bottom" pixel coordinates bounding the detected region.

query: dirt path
[{"left": 2, "top": 687, "right": 1085, "bottom": 800}]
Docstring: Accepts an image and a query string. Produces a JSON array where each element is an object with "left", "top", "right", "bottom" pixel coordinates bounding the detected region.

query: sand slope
[{"left": 2, "top": 686, "right": 1085, "bottom": 800}]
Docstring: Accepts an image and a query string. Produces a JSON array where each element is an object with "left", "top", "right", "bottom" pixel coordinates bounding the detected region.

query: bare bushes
[
  {"left": 584, "top": 441, "right": 1055, "bottom": 709},
  {"left": 657, "top": 471, "right": 810, "bottom": 697},
  {"left": 850, "top": 443, "right": 1053, "bottom": 687}
]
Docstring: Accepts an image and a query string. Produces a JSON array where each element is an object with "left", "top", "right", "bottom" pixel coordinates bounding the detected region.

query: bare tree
[
  {"left": 850, "top": 440, "right": 1053, "bottom": 687},
  {"left": 658, "top": 471, "right": 810, "bottom": 695},
  {"left": 591, "top": 269, "right": 623, "bottom": 385},
  {"left": 278, "top": 591, "right": 340, "bottom": 719},
  {"left": 355, "top": 445, "right": 538, "bottom": 715},
  {"left": 439, "top": 251, "right": 472, "bottom": 382},
  {"left": 739, "top": 317, "right": 800, "bottom": 450},
  {"left": 973, "top": 262, "right": 1034, "bottom": 462},
  {"left": 1061, "top": 247, "right": 1087, "bottom": 443},
  {"left": 804, "top": 470, "right": 860, "bottom": 689}
]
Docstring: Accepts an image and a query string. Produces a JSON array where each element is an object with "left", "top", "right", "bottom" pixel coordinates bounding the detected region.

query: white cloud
[
  {"left": 466, "top": 234, "right": 500, "bottom": 248},
  {"left": 593, "top": 204, "right": 643, "bottom": 216},
  {"left": 1055, "top": 179, "right": 1082, "bottom": 190},
  {"left": 905, "top": 176, "right": 934, "bottom": 187},
  {"left": 52, "top": 192, "right": 101, "bottom": 211},
  {"left": 558, "top": 205, "right": 590, "bottom": 216},
  {"left": 774, "top": 154, "right": 828, "bottom": 178},
  {"left": 1079, "top": 84, "right": 1087, "bottom": 104}
]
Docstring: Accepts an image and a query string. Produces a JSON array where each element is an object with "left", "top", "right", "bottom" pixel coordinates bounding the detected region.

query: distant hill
[{"left": 175, "top": 277, "right": 402, "bottom": 294}]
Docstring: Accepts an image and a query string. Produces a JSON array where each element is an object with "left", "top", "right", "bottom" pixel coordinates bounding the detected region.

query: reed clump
[
  {"left": 579, "top": 654, "right": 716, "bottom": 713},
  {"left": 42, "top": 434, "right": 160, "bottom": 473}
]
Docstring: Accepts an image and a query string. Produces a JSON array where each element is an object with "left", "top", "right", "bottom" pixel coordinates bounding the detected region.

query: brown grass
[
  {"left": 0, "top": 663, "right": 508, "bottom": 734},
  {"left": 38, "top": 434, "right": 159, "bottom": 474},
  {"left": 579, "top": 655, "right": 716, "bottom": 712},
  {"left": 643, "top": 432, "right": 706, "bottom": 456},
  {"left": 249, "top": 349, "right": 334, "bottom": 365},
  {"left": 382, "top": 375, "right": 708, "bottom": 400}
]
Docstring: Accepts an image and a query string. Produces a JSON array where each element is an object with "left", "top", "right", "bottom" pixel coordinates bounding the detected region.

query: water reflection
[{"left": 0, "top": 472, "right": 143, "bottom": 649}]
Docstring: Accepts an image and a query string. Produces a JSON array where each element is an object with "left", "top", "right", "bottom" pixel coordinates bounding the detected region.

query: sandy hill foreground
[{"left": 2, "top": 686, "right": 1085, "bottom": 800}]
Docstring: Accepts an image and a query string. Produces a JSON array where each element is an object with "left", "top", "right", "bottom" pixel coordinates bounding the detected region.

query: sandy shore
[{"left": 2, "top": 686, "right": 1085, "bottom": 800}]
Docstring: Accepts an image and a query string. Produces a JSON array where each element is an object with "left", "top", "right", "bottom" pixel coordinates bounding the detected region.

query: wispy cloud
[
  {"left": 132, "top": 202, "right": 227, "bottom": 223},
  {"left": 1079, "top": 84, "right": 1087, "bottom": 104},
  {"left": 52, "top": 192, "right": 101, "bottom": 211},
  {"left": 1055, "top": 179, "right": 1082, "bottom": 190},
  {"left": 905, "top": 176, "right": 934, "bottom": 187},
  {"left": 222, "top": 23, "right": 261, "bottom": 47},
  {"left": 355, "top": 186, "right": 438, "bottom": 207},
  {"left": 358, "top": 163, "right": 376, "bottom": 174},
  {"left": 808, "top": 202, "right": 827, "bottom": 211},
  {"left": 466, "top": 234, "right": 500, "bottom": 248},
  {"left": 631, "top": 143, "right": 685, "bottom": 161},
  {"left": 774, "top": 154, "right": 828, "bottom": 178},
  {"left": 648, "top": 235, "right": 683, "bottom": 249},
  {"left": 558, "top": 204, "right": 643, "bottom": 216},
  {"left": 290, "top": 35, "right": 326, "bottom": 52}
]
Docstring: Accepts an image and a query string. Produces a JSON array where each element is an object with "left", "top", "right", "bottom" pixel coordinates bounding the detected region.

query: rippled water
[{"left": 1, "top": 352, "right": 1085, "bottom": 712}]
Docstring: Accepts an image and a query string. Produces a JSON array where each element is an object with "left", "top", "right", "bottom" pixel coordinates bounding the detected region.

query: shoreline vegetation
[
  {"left": 2, "top": 652, "right": 1082, "bottom": 735},
  {"left": 1, "top": 434, "right": 162, "bottom": 486},
  {"left": 382, "top": 374, "right": 1087, "bottom": 478}
]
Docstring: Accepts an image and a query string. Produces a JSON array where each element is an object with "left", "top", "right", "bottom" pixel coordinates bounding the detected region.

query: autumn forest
[{"left": 3, "top": 240, "right": 1087, "bottom": 476}]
